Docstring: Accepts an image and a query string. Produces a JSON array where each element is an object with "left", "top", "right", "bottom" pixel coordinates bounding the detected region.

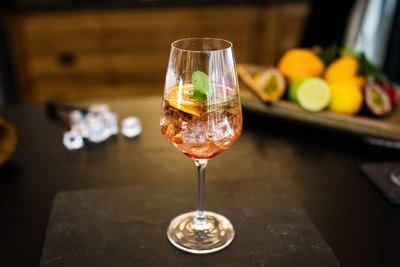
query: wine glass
[{"left": 160, "top": 38, "right": 242, "bottom": 254}]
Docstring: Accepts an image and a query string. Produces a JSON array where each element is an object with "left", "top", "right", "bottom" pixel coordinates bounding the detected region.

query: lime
[
  {"left": 288, "top": 78, "right": 307, "bottom": 103},
  {"left": 289, "top": 78, "right": 330, "bottom": 112}
]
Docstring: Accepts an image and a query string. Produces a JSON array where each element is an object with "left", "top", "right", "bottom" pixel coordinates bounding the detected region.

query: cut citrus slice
[
  {"left": 295, "top": 78, "right": 331, "bottom": 112},
  {"left": 288, "top": 78, "right": 307, "bottom": 103},
  {"left": 166, "top": 84, "right": 202, "bottom": 106},
  {"left": 165, "top": 84, "right": 203, "bottom": 116},
  {"left": 168, "top": 102, "right": 202, "bottom": 116}
]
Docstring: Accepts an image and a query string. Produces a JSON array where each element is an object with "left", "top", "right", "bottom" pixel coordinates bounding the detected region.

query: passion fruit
[
  {"left": 254, "top": 68, "right": 286, "bottom": 101},
  {"left": 377, "top": 80, "right": 399, "bottom": 106},
  {"left": 364, "top": 82, "right": 392, "bottom": 116}
]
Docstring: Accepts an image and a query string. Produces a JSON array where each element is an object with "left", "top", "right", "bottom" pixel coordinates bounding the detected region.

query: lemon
[
  {"left": 289, "top": 78, "right": 331, "bottom": 112},
  {"left": 165, "top": 84, "right": 203, "bottom": 116},
  {"left": 328, "top": 83, "right": 363, "bottom": 115}
]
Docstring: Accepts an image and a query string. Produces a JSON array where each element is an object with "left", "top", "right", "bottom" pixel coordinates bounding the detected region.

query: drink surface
[{"left": 160, "top": 83, "right": 242, "bottom": 159}]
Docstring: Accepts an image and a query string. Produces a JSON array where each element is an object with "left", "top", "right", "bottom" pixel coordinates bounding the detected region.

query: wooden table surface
[{"left": 0, "top": 96, "right": 399, "bottom": 266}]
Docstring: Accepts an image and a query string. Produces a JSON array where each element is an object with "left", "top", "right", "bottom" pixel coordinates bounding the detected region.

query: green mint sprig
[{"left": 191, "top": 70, "right": 209, "bottom": 103}]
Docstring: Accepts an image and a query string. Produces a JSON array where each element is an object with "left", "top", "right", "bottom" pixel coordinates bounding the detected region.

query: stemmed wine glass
[{"left": 160, "top": 38, "right": 242, "bottom": 254}]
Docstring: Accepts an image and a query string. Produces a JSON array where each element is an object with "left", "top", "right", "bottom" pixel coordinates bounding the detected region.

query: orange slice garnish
[{"left": 165, "top": 84, "right": 203, "bottom": 116}]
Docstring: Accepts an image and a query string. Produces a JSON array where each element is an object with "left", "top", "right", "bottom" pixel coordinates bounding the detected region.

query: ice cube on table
[
  {"left": 71, "top": 122, "right": 89, "bottom": 139},
  {"left": 89, "top": 103, "right": 110, "bottom": 114},
  {"left": 104, "top": 112, "right": 119, "bottom": 136},
  {"left": 69, "top": 110, "right": 90, "bottom": 138},
  {"left": 63, "top": 130, "right": 84, "bottom": 150},
  {"left": 69, "top": 110, "right": 84, "bottom": 125},
  {"left": 86, "top": 113, "right": 109, "bottom": 143},
  {"left": 122, "top": 116, "right": 142, "bottom": 138},
  {"left": 66, "top": 105, "right": 122, "bottom": 145}
]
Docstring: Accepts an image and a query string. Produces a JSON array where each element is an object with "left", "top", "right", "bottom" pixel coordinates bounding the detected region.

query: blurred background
[{"left": 0, "top": 0, "right": 399, "bottom": 105}]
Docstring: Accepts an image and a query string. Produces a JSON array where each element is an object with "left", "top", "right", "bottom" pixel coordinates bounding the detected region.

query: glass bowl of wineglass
[{"left": 160, "top": 38, "right": 242, "bottom": 254}]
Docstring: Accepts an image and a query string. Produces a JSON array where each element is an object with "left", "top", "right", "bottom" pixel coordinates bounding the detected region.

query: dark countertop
[
  {"left": 0, "top": 0, "right": 308, "bottom": 12},
  {"left": 0, "top": 96, "right": 399, "bottom": 266}
]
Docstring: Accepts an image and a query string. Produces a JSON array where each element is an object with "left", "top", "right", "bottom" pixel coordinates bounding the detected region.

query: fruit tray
[{"left": 238, "top": 63, "right": 400, "bottom": 142}]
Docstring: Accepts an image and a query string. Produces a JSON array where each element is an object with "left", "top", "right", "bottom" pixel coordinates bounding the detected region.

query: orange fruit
[
  {"left": 278, "top": 48, "right": 324, "bottom": 82},
  {"left": 324, "top": 56, "right": 366, "bottom": 87}
]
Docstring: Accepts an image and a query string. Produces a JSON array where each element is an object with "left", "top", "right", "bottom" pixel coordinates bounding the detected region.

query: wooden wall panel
[{"left": 7, "top": 4, "right": 309, "bottom": 103}]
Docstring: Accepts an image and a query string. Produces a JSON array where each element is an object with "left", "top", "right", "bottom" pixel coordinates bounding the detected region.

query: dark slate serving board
[
  {"left": 361, "top": 161, "right": 400, "bottom": 204},
  {"left": 40, "top": 179, "right": 340, "bottom": 267}
]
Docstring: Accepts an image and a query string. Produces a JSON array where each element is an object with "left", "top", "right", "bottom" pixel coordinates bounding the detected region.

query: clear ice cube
[
  {"left": 207, "top": 115, "right": 234, "bottom": 145},
  {"left": 63, "top": 130, "right": 84, "bottom": 150},
  {"left": 86, "top": 113, "right": 109, "bottom": 143},
  {"left": 69, "top": 110, "right": 84, "bottom": 125},
  {"left": 182, "top": 121, "right": 206, "bottom": 144},
  {"left": 89, "top": 103, "right": 110, "bottom": 114},
  {"left": 104, "top": 112, "right": 119, "bottom": 136},
  {"left": 122, "top": 116, "right": 142, "bottom": 138},
  {"left": 66, "top": 105, "right": 122, "bottom": 145}
]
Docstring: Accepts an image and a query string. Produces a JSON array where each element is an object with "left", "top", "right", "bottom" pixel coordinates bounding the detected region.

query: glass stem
[{"left": 194, "top": 159, "right": 208, "bottom": 226}]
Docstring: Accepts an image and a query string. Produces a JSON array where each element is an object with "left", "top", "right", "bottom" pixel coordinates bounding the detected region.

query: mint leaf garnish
[
  {"left": 193, "top": 90, "right": 207, "bottom": 103},
  {"left": 191, "top": 70, "right": 209, "bottom": 103}
]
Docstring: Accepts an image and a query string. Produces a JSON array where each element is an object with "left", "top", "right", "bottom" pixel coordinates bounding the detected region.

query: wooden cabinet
[{"left": 6, "top": 4, "right": 309, "bottom": 103}]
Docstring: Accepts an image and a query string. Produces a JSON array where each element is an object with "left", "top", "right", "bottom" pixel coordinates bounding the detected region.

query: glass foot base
[{"left": 167, "top": 211, "right": 235, "bottom": 254}]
